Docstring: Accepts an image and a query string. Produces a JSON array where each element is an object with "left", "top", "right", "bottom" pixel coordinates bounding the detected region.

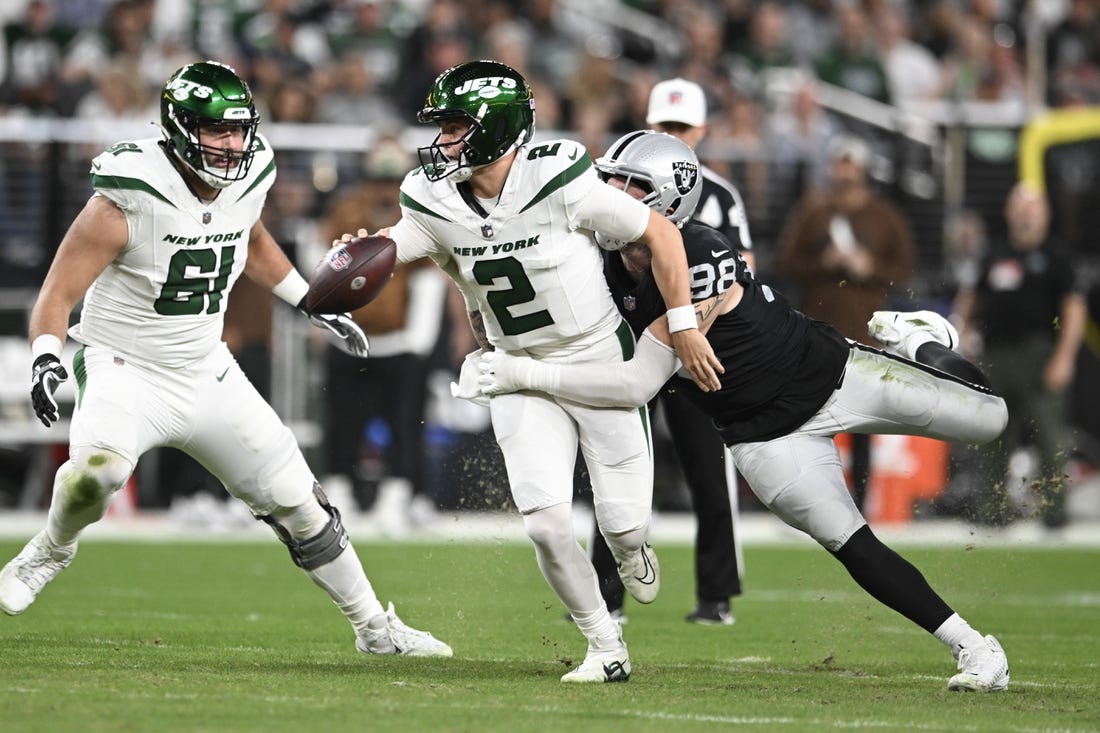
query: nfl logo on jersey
[{"left": 623, "top": 295, "right": 636, "bottom": 311}]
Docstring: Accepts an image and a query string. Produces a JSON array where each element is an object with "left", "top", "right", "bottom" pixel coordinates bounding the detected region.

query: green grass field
[{"left": 1, "top": 537, "right": 1097, "bottom": 733}]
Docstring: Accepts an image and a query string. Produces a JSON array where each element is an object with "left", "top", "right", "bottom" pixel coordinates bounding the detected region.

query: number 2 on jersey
[
  {"left": 472, "top": 256, "right": 555, "bottom": 336},
  {"left": 154, "top": 246, "right": 235, "bottom": 315}
]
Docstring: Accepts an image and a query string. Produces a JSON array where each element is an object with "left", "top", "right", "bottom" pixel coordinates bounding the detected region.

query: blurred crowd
[
  {"left": 2, "top": 0, "right": 1099, "bottom": 528},
  {"left": 4, "top": 0, "right": 1100, "bottom": 150}
]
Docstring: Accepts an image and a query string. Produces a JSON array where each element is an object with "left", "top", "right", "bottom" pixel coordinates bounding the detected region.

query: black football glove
[
  {"left": 31, "top": 353, "right": 68, "bottom": 427},
  {"left": 297, "top": 298, "right": 369, "bottom": 358}
]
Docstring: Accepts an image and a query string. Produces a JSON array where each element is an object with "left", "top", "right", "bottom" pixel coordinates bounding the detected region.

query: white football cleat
[
  {"left": 561, "top": 635, "right": 631, "bottom": 683},
  {"left": 0, "top": 531, "right": 77, "bottom": 615},
  {"left": 867, "top": 310, "right": 960, "bottom": 361},
  {"left": 616, "top": 543, "right": 660, "bottom": 604},
  {"left": 356, "top": 602, "right": 453, "bottom": 657},
  {"left": 948, "top": 634, "right": 1009, "bottom": 692}
]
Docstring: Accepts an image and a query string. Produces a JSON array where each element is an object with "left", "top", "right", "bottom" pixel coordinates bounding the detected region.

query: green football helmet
[
  {"left": 160, "top": 61, "right": 260, "bottom": 189},
  {"left": 416, "top": 60, "right": 535, "bottom": 181}
]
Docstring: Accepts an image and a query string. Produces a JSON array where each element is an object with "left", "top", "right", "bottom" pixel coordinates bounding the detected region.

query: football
[{"left": 306, "top": 235, "right": 397, "bottom": 314}]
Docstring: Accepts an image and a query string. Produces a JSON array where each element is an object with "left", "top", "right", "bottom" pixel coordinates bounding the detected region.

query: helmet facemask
[{"left": 417, "top": 111, "right": 485, "bottom": 182}]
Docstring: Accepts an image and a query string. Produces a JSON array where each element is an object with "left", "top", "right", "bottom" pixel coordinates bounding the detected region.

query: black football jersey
[{"left": 603, "top": 221, "right": 849, "bottom": 444}]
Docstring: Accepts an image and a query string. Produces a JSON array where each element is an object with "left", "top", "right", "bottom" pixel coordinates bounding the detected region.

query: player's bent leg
[
  {"left": 523, "top": 504, "right": 621, "bottom": 641},
  {"left": 524, "top": 505, "right": 629, "bottom": 682},
  {"left": 259, "top": 486, "right": 452, "bottom": 658},
  {"left": 0, "top": 447, "right": 134, "bottom": 615},
  {"left": 732, "top": 435, "right": 866, "bottom": 552},
  {"left": 583, "top": 406, "right": 658, "bottom": 606},
  {"left": 824, "top": 348, "right": 1008, "bottom": 445}
]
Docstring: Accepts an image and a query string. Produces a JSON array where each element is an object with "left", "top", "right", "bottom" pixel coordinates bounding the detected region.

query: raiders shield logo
[{"left": 672, "top": 161, "right": 698, "bottom": 196}]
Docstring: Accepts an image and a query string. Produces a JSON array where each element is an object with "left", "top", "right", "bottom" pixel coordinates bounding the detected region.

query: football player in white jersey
[
  {"left": 359, "top": 59, "right": 719, "bottom": 683},
  {"left": 479, "top": 132, "right": 1012, "bottom": 693},
  {"left": 0, "top": 61, "right": 452, "bottom": 659}
]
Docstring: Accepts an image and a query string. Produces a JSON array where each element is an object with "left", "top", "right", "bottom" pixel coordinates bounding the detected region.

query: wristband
[
  {"left": 272, "top": 270, "right": 310, "bottom": 307},
  {"left": 31, "top": 334, "right": 63, "bottom": 360},
  {"left": 666, "top": 305, "right": 697, "bottom": 334}
]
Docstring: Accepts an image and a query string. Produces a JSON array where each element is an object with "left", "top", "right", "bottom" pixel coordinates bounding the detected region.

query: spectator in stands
[
  {"left": 875, "top": 3, "right": 942, "bottom": 110},
  {"left": 73, "top": 58, "right": 156, "bottom": 123},
  {"left": 785, "top": 0, "right": 837, "bottom": 67},
  {"left": 61, "top": 0, "right": 159, "bottom": 112},
  {"left": 393, "top": 0, "right": 472, "bottom": 122},
  {"left": 241, "top": 6, "right": 326, "bottom": 97},
  {"left": 674, "top": 3, "right": 728, "bottom": 92},
  {"left": 315, "top": 51, "right": 401, "bottom": 129},
  {"left": 727, "top": 1, "right": 798, "bottom": 104},
  {"left": 776, "top": 133, "right": 916, "bottom": 511},
  {"left": 0, "top": 0, "right": 77, "bottom": 116},
  {"left": 954, "top": 183, "right": 1087, "bottom": 528},
  {"left": 707, "top": 91, "right": 769, "bottom": 228},
  {"left": 765, "top": 77, "right": 841, "bottom": 192},
  {"left": 1046, "top": 0, "right": 1100, "bottom": 107},
  {"left": 324, "top": 0, "right": 402, "bottom": 94},
  {"left": 814, "top": 3, "right": 892, "bottom": 105},
  {"left": 937, "top": 12, "right": 1025, "bottom": 113}
]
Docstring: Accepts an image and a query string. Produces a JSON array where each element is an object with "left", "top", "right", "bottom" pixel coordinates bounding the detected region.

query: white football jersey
[
  {"left": 71, "top": 135, "right": 276, "bottom": 367},
  {"left": 391, "top": 139, "right": 650, "bottom": 356}
]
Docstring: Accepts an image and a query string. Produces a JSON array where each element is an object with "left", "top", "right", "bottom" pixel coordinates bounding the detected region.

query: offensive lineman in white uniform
[
  {"left": 363, "top": 60, "right": 720, "bottom": 683},
  {"left": 0, "top": 61, "right": 452, "bottom": 659}
]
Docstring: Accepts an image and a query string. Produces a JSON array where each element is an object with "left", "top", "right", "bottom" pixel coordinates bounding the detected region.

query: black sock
[
  {"left": 914, "top": 342, "right": 993, "bottom": 390},
  {"left": 831, "top": 525, "right": 954, "bottom": 633}
]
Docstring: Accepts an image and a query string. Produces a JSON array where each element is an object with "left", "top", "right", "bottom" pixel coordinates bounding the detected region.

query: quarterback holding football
[{"left": 355, "top": 59, "right": 720, "bottom": 683}]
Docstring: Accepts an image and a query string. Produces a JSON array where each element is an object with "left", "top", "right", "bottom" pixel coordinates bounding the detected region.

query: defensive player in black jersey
[
  {"left": 585, "top": 83, "right": 749, "bottom": 626},
  {"left": 478, "top": 131, "right": 1011, "bottom": 693}
]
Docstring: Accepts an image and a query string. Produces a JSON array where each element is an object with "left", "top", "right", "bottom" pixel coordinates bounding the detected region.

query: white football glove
[
  {"left": 31, "top": 353, "right": 68, "bottom": 427},
  {"left": 477, "top": 350, "right": 538, "bottom": 396},
  {"left": 449, "top": 349, "right": 489, "bottom": 407},
  {"left": 308, "top": 312, "right": 370, "bottom": 358}
]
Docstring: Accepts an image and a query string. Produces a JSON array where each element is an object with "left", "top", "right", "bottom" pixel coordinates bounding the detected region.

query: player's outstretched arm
[{"left": 478, "top": 328, "right": 677, "bottom": 407}]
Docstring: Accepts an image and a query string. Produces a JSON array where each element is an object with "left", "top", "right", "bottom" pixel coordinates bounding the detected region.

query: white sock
[
  {"left": 275, "top": 501, "right": 385, "bottom": 637},
  {"left": 904, "top": 331, "right": 940, "bottom": 359},
  {"left": 933, "top": 612, "right": 984, "bottom": 657},
  {"left": 305, "top": 548, "right": 385, "bottom": 637},
  {"left": 523, "top": 505, "right": 618, "bottom": 645},
  {"left": 571, "top": 608, "right": 623, "bottom": 650}
]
